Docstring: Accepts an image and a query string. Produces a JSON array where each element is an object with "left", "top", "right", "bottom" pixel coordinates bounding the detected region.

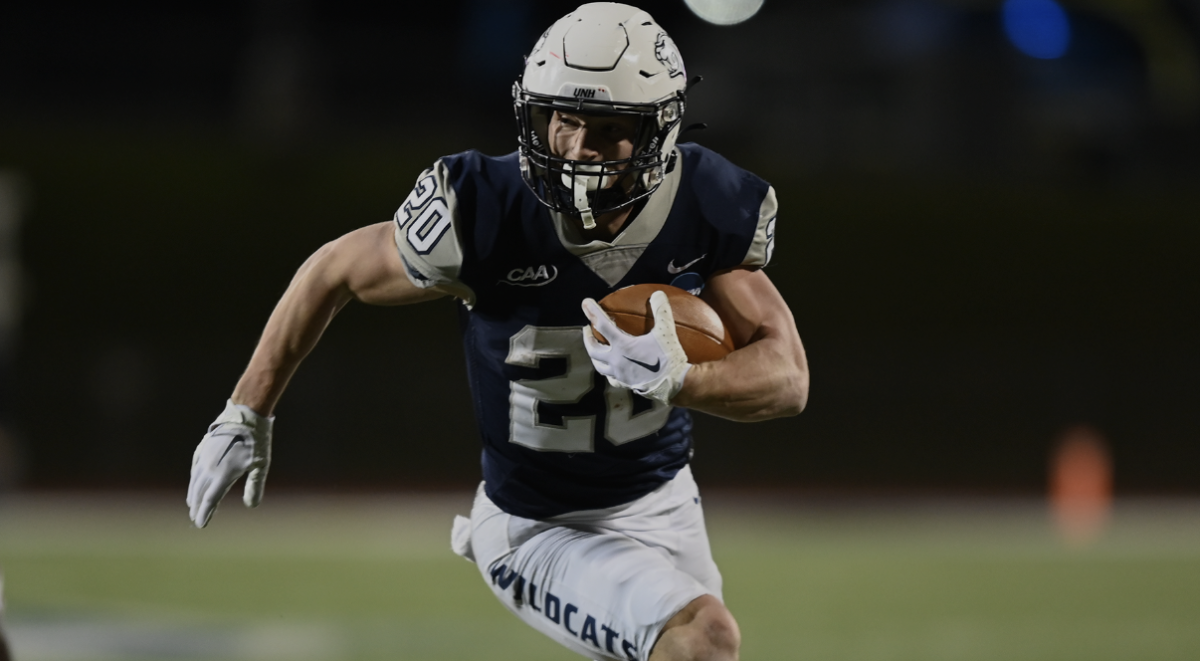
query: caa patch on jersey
[{"left": 501, "top": 264, "right": 559, "bottom": 287}]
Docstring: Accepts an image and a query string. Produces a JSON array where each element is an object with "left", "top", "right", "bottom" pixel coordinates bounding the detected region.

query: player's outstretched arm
[
  {"left": 231, "top": 221, "right": 444, "bottom": 415},
  {"left": 671, "top": 267, "right": 809, "bottom": 422},
  {"left": 188, "top": 222, "right": 445, "bottom": 527}
]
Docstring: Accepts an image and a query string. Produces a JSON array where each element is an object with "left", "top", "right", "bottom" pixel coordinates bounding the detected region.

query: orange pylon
[{"left": 1049, "top": 425, "right": 1113, "bottom": 547}]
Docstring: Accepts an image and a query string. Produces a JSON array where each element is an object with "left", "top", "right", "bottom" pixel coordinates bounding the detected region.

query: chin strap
[{"left": 562, "top": 163, "right": 604, "bottom": 230}]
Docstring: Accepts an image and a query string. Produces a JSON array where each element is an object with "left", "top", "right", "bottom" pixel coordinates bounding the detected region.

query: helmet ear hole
[
  {"left": 642, "top": 166, "right": 663, "bottom": 190},
  {"left": 658, "top": 101, "right": 681, "bottom": 129}
]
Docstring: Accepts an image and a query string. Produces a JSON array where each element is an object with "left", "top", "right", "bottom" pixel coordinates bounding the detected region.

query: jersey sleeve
[
  {"left": 739, "top": 185, "right": 778, "bottom": 269},
  {"left": 392, "top": 159, "right": 477, "bottom": 305}
]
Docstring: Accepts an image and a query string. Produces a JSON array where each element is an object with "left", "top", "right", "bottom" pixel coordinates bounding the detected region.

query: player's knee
[
  {"left": 656, "top": 595, "right": 741, "bottom": 661},
  {"left": 697, "top": 605, "right": 741, "bottom": 659}
]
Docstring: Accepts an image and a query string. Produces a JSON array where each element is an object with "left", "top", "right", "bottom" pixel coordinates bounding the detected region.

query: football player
[{"left": 187, "top": 4, "right": 808, "bottom": 660}]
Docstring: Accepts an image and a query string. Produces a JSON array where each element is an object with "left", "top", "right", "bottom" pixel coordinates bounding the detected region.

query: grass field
[{"left": 2, "top": 492, "right": 1199, "bottom": 661}]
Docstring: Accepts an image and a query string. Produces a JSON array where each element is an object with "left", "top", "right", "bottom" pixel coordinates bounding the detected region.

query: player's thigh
[
  {"left": 476, "top": 523, "right": 709, "bottom": 661},
  {"left": 593, "top": 467, "right": 723, "bottom": 600},
  {"left": 668, "top": 497, "right": 723, "bottom": 598},
  {"left": 646, "top": 471, "right": 723, "bottom": 598}
]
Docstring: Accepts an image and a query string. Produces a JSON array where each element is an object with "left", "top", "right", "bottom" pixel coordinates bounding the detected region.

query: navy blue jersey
[{"left": 393, "top": 143, "right": 777, "bottom": 518}]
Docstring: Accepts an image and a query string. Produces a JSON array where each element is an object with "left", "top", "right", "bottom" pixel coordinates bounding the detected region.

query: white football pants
[{"left": 451, "top": 465, "right": 723, "bottom": 661}]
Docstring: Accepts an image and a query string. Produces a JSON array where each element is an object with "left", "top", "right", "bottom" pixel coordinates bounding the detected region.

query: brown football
[{"left": 592, "top": 284, "right": 735, "bottom": 363}]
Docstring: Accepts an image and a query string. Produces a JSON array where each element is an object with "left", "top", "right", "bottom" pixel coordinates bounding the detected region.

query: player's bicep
[
  {"left": 332, "top": 222, "right": 447, "bottom": 306},
  {"left": 701, "top": 267, "right": 794, "bottom": 349}
]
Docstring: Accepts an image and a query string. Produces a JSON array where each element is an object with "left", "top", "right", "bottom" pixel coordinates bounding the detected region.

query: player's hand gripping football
[
  {"left": 581, "top": 290, "right": 692, "bottom": 404},
  {"left": 187, "top": 400, "right": 274, "bottom": 528}
]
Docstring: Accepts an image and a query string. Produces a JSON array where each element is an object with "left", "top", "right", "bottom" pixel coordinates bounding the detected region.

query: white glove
[
  {"left": 187, "top": 399, "right": 274, "bottom": 528},
  {"left": 581, "top": 290, "right": 692, "bottom": 404}
]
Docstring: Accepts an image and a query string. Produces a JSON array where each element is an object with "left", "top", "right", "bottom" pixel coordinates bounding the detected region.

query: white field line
[{"left": 7, "top": 618, "right": 345, "bottom": 661}]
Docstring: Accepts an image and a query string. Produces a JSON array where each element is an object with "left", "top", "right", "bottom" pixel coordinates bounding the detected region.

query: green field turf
[{"left": 2, "top": 493, "right": 1199, "bottom": 661}]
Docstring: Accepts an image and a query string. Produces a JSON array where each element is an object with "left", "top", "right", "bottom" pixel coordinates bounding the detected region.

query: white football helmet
[{"left": 514, "top": 3, "right": 688, "bottom": 228}]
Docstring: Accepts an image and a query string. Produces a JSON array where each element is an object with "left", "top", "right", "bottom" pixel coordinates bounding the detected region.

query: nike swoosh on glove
[
  {"left": 581, "top": 290, "right": 692, "bottom": 404},
  {"left": 187, "top": 399, "right": 274, "bottom": 528}
]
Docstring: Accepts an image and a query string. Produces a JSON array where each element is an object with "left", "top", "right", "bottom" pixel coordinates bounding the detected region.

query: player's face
[{"left": 548, "top": 111, "right": 639, "bottom": 168}]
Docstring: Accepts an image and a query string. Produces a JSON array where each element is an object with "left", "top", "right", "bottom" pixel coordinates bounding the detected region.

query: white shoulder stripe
[
  {"left": 393, "top": 160, "right": 476, "bottom": 305},
  {"left": 741, "top": 185, "right": 778, "bottom": 268}
]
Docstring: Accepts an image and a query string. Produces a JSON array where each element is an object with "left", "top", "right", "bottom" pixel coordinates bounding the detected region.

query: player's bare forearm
[
  {"left": 673, "top": 322, "right": 808, "bottom": 421},
  {"left": 231, "top": 222, "right": 444, "bottom": 415},
  {"left": 671, "top": 268, "right": 809, "bottom": 422}
]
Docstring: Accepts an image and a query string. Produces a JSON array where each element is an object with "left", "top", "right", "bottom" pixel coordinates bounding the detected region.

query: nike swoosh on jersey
[
  {"left": 217, "top": 434, "right": 246, "bottom": 465},
  {"left": 667, "top": 254, "right": 706, "bottom": 274},
  {"left": 625, "top": 356, "right": 662, "bottom": 373}
]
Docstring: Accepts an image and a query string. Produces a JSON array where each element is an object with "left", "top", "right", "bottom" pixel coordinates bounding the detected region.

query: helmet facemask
[{"left": 515, "top": 87, "right": 685, "bottom": 229}]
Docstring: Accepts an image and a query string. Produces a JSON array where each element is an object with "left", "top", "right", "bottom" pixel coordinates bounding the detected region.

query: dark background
[{"left": 1, "top": 0, "right": 1197, "bottom": 494}]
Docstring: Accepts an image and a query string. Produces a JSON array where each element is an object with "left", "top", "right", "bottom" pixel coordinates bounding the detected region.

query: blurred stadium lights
[
  {"left": 1002, "top": 0, "right": 1072, "bottom": 59},
  {"left": 1000, "top": 0, "right": 1200, "bottom": 120},
  {"left": 1080, "top": 0, "right": 1200, "bottom": 122},
  {"left": 683, "top": 0, "right": 765, "bottom": 26}
]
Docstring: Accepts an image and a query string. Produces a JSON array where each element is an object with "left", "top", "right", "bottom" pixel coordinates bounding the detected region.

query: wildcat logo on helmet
[
  {"left": 501, "top": 265, "right": 559, "bottom": 286},
  {"left": 654, "top": 33, "right": 684, "bottom": 78},
  {"left": 530, "top": 27, "right": 550, "bottom": 56}
]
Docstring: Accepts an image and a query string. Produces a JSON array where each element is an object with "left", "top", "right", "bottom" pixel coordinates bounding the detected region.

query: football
[{"left": 593, "top": 284, "right": 735, "bottom": 363}]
